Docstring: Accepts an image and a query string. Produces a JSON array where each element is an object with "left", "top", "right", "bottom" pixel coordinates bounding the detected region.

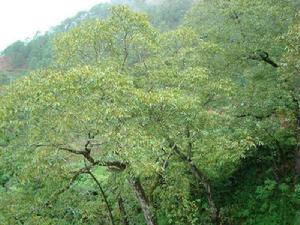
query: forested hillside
[
  {"left": 0, "top": 0, "right": 193, "bottom": 77},
  {"left": 0, "top": 0, "right": 300, "bottom": 225}
]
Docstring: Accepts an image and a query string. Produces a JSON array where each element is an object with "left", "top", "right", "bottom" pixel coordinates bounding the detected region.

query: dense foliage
[
  {"left": 0, "top": 1, "right": 300, "bottom": 225},
  {"left": 0, "top": 0, "right": 193, "bottom": 73}
]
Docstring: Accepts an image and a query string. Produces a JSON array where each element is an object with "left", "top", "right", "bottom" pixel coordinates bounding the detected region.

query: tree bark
[
  {"left": 130, "top": 177, "right": 157, "bottom": 225},
  {"left": 173, "top": 145, "right": 220, "bottom": 224},
  {"left": 188, "top": 161, "right": 220, "bottom": 224},
  {"left": 118, "top": 196, "right": 129, "bottom": 225},
  {"left": 295, "top": 111, "right": 300, "bottom": 181}
]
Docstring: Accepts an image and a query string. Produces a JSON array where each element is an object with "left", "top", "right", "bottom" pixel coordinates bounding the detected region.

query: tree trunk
[
  {"left": 173, "top": 146, "right": 220, "bottom": 224},
  {"left": 295, "top": 111, "right": 300, "bottom": 181},
  {"left": 118, "top": 196, "right": 129, "bottom": 225},
  {"left": 130, "top": 177, "right": 157, "bottom": 225},
  {"left": 188, "top": 161, "right": 220, "bottom": 224}
]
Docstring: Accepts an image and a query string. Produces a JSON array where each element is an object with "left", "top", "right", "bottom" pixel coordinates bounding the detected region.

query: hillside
[
  {"left": 0, "top": 1, "right": 300, "bottom": 225},
  {"left": 0, "top": 57, "right": 10, "bottom": 70},
  {"left": 0, "top": 0, "right": 193, "bottom": 77}
]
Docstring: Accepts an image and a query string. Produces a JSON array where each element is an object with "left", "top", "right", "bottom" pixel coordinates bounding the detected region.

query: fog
[{"left": 0, "top": 0, "right": 109, "bottom": 51}]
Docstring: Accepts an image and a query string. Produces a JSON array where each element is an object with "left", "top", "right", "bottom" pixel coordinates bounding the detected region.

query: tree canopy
[{"left": 0, "top": 1, "right": 300, "bottom": 225}]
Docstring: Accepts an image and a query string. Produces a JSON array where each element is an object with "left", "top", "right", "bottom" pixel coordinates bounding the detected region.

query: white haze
[{"left": 0, "top": 0, "right": 109, "bottom": 51}]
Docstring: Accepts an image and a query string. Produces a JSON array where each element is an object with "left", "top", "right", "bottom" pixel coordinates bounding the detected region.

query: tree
[
  {"left": 1, "top": 1, "right": 300, "bottom": 225},
  {"left": 280, "top": 14, "right": 300, "bottom": 181},
  {"left": 3, "top": 41, "right": 28, "bottom": 68},
  {"left": 54, "top": 6, "right": 157, "bottom": 72}
]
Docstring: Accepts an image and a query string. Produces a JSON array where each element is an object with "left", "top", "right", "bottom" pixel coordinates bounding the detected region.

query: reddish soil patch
[{"left": 0, "top": 56, "right": 11, "bottom": 70}]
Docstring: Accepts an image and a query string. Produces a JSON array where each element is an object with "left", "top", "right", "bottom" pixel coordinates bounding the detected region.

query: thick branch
[
  {"left": 118, "top": 196, "right": 129, "bottom": 225},
  {"left": 249, "top": 50, "right": 279, "bottom": 68},
  {"left": 171, "top": 144, "right": 220, "bottom": 224},
  {"left": 93, "top": 160, "right": 127, "bottom": 170},
  {"left": 294, "top": 102, "right": 300, "bottom": 182},
  {"left": 58, "top": 147, "right": 86, "bottom": 155},
  {"left": 88, "top": 170, "right": 116, "bottom": 225},
  {"left": 186, "top": 126, "right": 193, "bottom": 160},
  {"left": 130, "top": 177, "right": 157, "bottom": 225}
]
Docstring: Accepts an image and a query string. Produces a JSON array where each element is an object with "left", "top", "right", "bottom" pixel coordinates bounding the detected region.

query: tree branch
[{"left": 87, "top": 169, "right": 116, "bottom": 225}]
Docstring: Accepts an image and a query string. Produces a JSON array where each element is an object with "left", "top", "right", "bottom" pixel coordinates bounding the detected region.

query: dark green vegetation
[{"left": 0, "top": 0, "right": 300, "bottom": 224}]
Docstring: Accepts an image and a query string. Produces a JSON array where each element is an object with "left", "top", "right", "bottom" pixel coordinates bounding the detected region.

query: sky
[{"left": 0, "top": 0, "right": 109, "bottom": 51}]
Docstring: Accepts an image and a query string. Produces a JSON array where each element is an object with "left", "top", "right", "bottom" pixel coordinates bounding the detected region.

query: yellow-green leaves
[
  {"left": 54, "top": 19, "right": 116, "bottom": 68},
  {"left": 54, "top": 6, "right": 158, "bottom": 71}
]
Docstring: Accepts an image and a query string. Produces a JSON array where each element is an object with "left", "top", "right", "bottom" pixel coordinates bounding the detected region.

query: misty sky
[{"left": 0, "top": 0, "right": 109, "bottom": 51}]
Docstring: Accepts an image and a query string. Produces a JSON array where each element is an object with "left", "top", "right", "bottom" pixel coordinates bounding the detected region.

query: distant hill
[
  {"left": 0, "top": 0, "right": 194, "bottom": 79},
  {"left": 0, "top": 57, "right": 11, "bottom": 71}
]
